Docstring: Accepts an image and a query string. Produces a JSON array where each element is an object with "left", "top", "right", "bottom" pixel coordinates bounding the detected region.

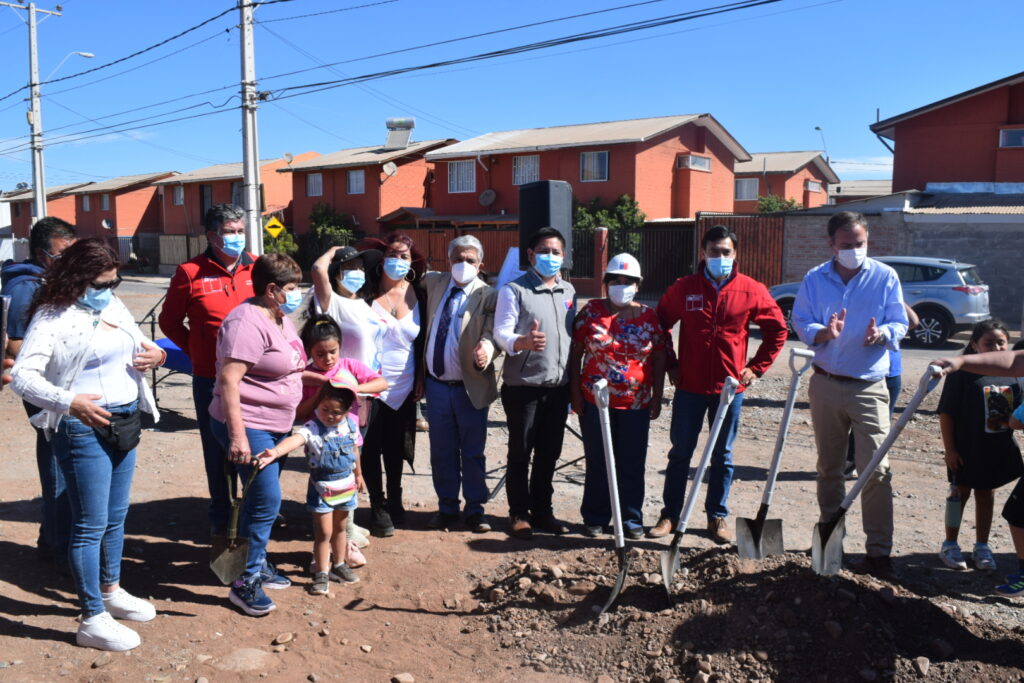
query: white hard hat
[{"left": 605, "top": 253, "right": 642, "bottom": 280}]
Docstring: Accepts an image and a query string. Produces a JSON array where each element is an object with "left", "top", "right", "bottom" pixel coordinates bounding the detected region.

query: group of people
[{"left": 4, "top": 204, "right": 1022, "bottom": 653}]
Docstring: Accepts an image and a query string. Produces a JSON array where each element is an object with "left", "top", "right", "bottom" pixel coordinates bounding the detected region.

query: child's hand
[
  {"left": 255, "top": 447, "right": 280, "bottom": 470},
  {"left": 944, "top": 450, "right": 962, "bottom": 472},
  {"left": 356, "top": 474, "right": 366, "bottom": 493}
]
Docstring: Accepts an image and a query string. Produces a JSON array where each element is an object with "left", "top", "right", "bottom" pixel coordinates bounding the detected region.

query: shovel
[
  {"left": 811, "top": 364, "right": 943, "bottom": 575},
  {"left": 736, "top": 348, "right": 815, "bottom": 560},
  {"left": 210, "top": 460, "right": 261, "bottom": 585},
  {"left": 591, "top": 379, "right": 630, "bottom": 617},
  {"left": 660, "top": 376, "right": 740, "bottom": 598}
]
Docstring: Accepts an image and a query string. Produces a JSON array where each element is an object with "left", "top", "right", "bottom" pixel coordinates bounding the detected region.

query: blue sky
[{"left": 0, "top": 0, "right": 1019, "bottom": 189}]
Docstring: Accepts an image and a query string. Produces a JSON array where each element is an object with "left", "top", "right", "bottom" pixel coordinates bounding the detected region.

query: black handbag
[{"left": 93, "top": 409, "right": 142, "bottom": 452}]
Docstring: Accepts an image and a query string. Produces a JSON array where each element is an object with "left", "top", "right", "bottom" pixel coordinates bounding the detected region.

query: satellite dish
[
  {"left": 283, "top": 152, "right": 294, "bottom": 164},
  {"left": 479, "top": 189, "right": 496, "bottom": 207},
  {"left": 101, "top": 218, "right": 114, "bottom": 230},
  {"left": 382, "top": 161, "right": 398, "bottom": 177}
]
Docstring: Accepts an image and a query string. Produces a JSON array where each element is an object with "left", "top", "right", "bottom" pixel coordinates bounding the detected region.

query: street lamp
[
  {"left": 45, "top": 51, "right": 95, "bottom": 81},
  {"left": 814, "top": 126, "right": 829, "bottom": 163}
]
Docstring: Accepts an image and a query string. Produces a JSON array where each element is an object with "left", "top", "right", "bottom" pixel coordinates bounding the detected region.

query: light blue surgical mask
[
  {"left": 707, "top": 256, "right": 734, "bottom": 279},
  {"left": 339, "top": 269, "right": 365, "bottom": 295},
  {"left": 279, "top": 288, "right": 303, "bottom": 315},
  {"left": 383, "top": 257, "right": 411, "bottom": 281},
  {"left": 220, "top": 233, "right": 246, "bottom": 258},
  {"left": 79, "top": 286, "right": 113, "bottom": 311},
  {"left": 533, "top": 253, "right": 563, "bottom": 278}
]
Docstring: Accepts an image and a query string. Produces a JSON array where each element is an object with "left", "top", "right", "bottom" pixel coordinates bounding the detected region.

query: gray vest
[{"left": 500, "top": 270, "right": 575, "bottom": 387}]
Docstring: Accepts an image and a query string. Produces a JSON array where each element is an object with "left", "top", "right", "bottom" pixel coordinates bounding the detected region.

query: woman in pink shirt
[{"left": 208, "top": 254, "right": 306, "bottom": 617}]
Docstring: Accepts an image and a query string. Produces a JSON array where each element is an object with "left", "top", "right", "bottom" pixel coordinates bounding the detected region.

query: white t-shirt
[
  {"left": 70, "top": 325, "right": 139, "bottom": 407},
  {"left": 372, "top": 300, "right": 421, "bottom": 410},
  {"left": 318, "top": 292, "right": 387, "bottom": 374}
]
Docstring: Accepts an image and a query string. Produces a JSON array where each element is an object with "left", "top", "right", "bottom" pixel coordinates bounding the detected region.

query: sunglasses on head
[{"left": 90, "top": 274, "right": 122, "bottom": 291}]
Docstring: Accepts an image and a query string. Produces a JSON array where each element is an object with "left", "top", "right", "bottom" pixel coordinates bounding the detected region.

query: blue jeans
[
  {"left": 580, "top": 401, "right": 650, "bottom": 533},
  {"left": 24, "top": 400, "right": 71, "bottom": 568},
  {"left": 425, "top": 377, "right": 489, "bottom": 517},
  {"left": 193, "top": 376, "right": 235, "bottom": 535},
  {"left": 209, "top": 418, "right": 286, "bottom": 580},
  {"left": 53, "top": 403, "right": 139, "bottom": 618},
  {"left": 660, "top": 390, "right": 746, "bottom": 522}
]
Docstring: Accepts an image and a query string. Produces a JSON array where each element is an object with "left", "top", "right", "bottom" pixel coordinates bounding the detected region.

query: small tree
[
  {"left": 264, "top": 228, "right": 299, "bottom": 256},
  {"left": 757, "top": 195, "right": 803, "bottom": 213},
  {"left": 297, "top": 202, "right": 355, "bottom": 269}
]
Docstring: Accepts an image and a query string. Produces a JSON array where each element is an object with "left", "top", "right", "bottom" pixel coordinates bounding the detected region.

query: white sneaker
[
  {"left": 972, "top": 543, "right": 997, "bottom": 572},
  {"left": 939, "top": 541, "right": 968, "bottom": 570},
  {"left": 77, "top": 611, "right": 141, "bottom": 651},
  {"left": 102, "top": 588, "right": 157, "bottom": 622}
]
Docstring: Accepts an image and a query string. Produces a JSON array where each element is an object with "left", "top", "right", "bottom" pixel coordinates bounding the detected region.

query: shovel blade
[
  {"left": 734, "top": 516, "right": 762, "bottom": 560},
  {"left": 209, "top": 536, "right": 249, "bottom": 585},
  {"left": 811, "top": 516, "right": 845, "bottom": 575},
  {"left": 595, "top": 551, "right": 630, "bottom": 618},
  {"left": 659, "top": 545, "right": 681, "bottom": 599},
  {"left": 758, "top": 519, "right": 785, "bottom": 558}
]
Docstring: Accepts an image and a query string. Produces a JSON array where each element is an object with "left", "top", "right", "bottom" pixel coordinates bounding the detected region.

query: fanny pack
[
  {"left": 93, "top": 408, "right": 142, "bottom": 452},
  {"left": 313, "top": 473, "right": 357, "bottom": 507}
]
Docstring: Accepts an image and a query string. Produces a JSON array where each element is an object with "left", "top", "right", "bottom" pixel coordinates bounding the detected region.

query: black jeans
[
  {"left": 500, "top": 383, "right": 570, "bottom": 520},
  {"left": 361, "top": 394, "right": 416, "bottom": 511}
]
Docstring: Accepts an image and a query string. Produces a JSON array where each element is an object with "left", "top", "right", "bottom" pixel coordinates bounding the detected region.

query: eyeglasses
[{"left": 90, "top": 274, "right": 122, "bottom": 291}]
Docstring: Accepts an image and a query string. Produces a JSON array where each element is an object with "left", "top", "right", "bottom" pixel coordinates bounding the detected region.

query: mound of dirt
[{"left": 471, "top": 547, "right": 1024, "bottom": 682}]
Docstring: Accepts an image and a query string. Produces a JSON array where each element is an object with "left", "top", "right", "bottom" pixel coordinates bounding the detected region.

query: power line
[{"left": 257, "top": 0, "right": 399, "bottom": 23}]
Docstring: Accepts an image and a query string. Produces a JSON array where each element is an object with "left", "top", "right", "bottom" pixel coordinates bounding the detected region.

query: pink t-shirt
[
  {"left": 301, "top": 357, "right": 382, "bottom": 404},
  {"left": 210, "top": 301, "right": 307, "bottom": 433}
]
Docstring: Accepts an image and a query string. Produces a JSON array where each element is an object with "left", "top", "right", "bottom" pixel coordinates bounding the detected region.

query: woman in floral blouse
[{"left": 569, "top": 253, "right": 666, "bottom": 539}]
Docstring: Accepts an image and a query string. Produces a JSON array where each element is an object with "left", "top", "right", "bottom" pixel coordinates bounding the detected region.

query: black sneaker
[
  {"left": 625, "top": 527, "right": 644, "bottom": 540},
  {"left": 331, "top": 562, "right": 360, "bottom": 584},
  {"left": 370, "top": 506, "right": 395, "bottom": 538},
  {"left": 464, "top": 514, "right": 492, "bottom": 534},
  {"left": 428, "top": 512, "right": 459, "bottom": 530},
  {"left": 582, "top": 525, "right": 604, "bottom": 538},
  {"left": 308, "top": 572, "right": 330, "bottom": 596},
  {"left": 229, "top": 576, "right": 275, "bottom": 616}
]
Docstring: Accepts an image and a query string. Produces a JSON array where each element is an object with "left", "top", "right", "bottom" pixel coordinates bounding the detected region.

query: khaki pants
[{"left": 808, "top": 372, "right": 894, "bottom": 557}]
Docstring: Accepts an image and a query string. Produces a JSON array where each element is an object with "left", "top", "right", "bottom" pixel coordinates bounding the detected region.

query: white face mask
[
  {"left": 607, "top": 284, "right": 637, "bottom": 307},
  {"left": 836, "top": 246, "right": 867, "bottom": 269},
  {"left": 451, "top": 261, "right": 478, "bottom": 284}
]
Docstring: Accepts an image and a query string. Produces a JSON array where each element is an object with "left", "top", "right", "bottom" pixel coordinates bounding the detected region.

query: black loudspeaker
[{"left": 518, "top": 180, "right": 573, "bottom": 270}]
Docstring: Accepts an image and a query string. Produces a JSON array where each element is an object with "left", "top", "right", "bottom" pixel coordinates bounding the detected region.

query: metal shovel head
[
  {"left": 659, "top": 541, "right": 682, "bottom": 599},
  {"left": 595, "top": 547, "right": 631, "bottom": 617},
  {"left": 735, "top": 517, "right": 785, "bottom": 560},
  {"left": 811, "top": 515, "right": 846, "bottom": 576},
  {"left": 209, "top": 534, "right": 249, "bottom": 585}
]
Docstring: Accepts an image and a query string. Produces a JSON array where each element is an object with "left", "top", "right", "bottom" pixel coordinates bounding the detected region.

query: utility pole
[
  {"left": 0, "top": 2, "right": 62, "bottom": 219},
  {"left": 238, "top": 0, "right": 263, "bottom": 255}
]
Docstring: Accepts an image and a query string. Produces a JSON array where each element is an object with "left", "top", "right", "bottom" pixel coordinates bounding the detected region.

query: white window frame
[
  {"left": 579, "top": 150, "right": 609, "bottom": 182},
  {"left": 447, "top": 160, "right": 475, "bottom": 194},
  {"left": 806, "top": 180, "right": 822, "bottom": 193},
  {"left": 676, "top": 154, "right": 712, "bottom": 172},
  {"left": 512, "top": 155, "right": 540, "bottom": 186},
  {"left": 347, "top": 169, "right": 365, "bottom": 195},
  {"left": 999, "top": 128, "right": 1024, "bottom": 148},
  {"left": 82, "top": 194, "right": 91, "bottom": 212},
  {"left": 735, "top": 177, "right": 759, "bottom": 201},
  {"left": 172, "top": 185, "right": 184, "bottom": 206},
  {"left": 306, "top": 172, "right": 323, "bottom": 198}
]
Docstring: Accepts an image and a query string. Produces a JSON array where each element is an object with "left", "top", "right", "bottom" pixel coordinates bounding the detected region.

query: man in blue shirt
[
  {"left": 792, "top": 211, "right": 908, "bottom": 579},
  {"left": 1, "top": 216, "right": 77, "bottom": 573}
]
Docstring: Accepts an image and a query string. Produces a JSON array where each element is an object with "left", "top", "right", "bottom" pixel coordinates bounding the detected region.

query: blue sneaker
[
  {"left": 259, "top": 560, "right": 291, "bottom": 590},
  {"left": 995, "top": 572, "right": 1024, "bottom": 597},
  {"left": 229, "top": 576, "right": 276, "bottom": 616}
]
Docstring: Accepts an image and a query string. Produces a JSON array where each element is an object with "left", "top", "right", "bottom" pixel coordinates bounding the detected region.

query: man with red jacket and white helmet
[{"left": 648, "top": 224, "right": 787, "bottom": 543}]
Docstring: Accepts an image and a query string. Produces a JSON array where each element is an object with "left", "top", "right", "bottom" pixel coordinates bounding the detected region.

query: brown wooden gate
[{"left": 695, "top": 213, "right": 785, "bottom": 287}]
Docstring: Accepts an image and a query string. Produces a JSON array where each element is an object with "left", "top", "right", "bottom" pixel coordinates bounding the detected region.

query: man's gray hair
[
  {"left": 204, "top": 203, "right": 245, "bottom": 233},
  {"left": 448, "top": 234, "right": 484, "bottom": 262}
]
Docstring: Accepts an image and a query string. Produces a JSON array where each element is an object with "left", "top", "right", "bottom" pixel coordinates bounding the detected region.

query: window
[
  {"left": 806, "top": 180, "right": 822, "bottom": 193},
  {"left": 999, "top": 129, "right": 1024, "bottom": 148},
  {"left": 13, "top": 202, "right": 20, "bottom": 217},
  {"left": 199, "top": 184, "right": 213, "bottom": 220},
  {"left": 448, "top": 160, "right": 475, "bottom": 193},
  {"left": 172, "top": 185, "right": 184, "bottom": 206},
  {"left": 513, "top": 155, "right": 540, "bottom": 185},
  {"left": 735, "top": 178, "right": 759, "bottom": 201},
  {"left": 82, "top": 195, "right": 90, "bottom": 212},
  {"left": 676, "top": 154, "right": 711, "bottom": 172},
  {"left": 891, "top": 263, "right": 945, "bottom": 283},
  {"left": 306, "top": 172, "right": 323, "bottom": 197},
  {"left": 231, "top": 181, "right": 244, "bottom": 207},
  {"left": 101, "top": 193, "right": 110, "bottom": 211},
  {"left": 347, "top": 169, "right": 365, "bottom": 195},
  {"left": 579, "top": 151, "right": 609, "bottom": 182}
]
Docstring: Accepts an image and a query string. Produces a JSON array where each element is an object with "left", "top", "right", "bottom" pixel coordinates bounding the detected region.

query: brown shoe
[
  {"left": 508, "top": 517, "right": 533, "bottom": 539},
  {"left": 647, "top": 518, "right": 675, "bottom": 539},
  {"left": 708, "top": 516, "right": 733, "bottom": 544}
]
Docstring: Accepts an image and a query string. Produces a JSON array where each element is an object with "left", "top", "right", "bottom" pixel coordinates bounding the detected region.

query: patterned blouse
[{"left": 573, "top": 299, "right": 666, "bottom": 409}]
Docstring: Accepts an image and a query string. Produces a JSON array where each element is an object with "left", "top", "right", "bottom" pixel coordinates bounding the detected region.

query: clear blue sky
[{"left": 0, "top": 0, "right": 1019, "bottom": 189}]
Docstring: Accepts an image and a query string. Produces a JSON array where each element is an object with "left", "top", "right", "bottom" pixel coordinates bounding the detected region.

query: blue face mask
[
  {"left": 79, "top": 286, "right": 113, "bottom": 311},
  {"left": 383, "top": 257, "right": 411, "bottom": 281},
  {"left": 220, "top": 233, "right": 246, "bottom": 258},
  {"left": 279, "top": 288, "right": 304, "bottom": 315},
  {"left": 533, "top": 253, "right": 563, "bottom": 278},
  {"left": 707, "top": 257, "right": 734, "bottom": 279},
  {"left": 339, "top": 269, "right": 365, "bottom": 294}
]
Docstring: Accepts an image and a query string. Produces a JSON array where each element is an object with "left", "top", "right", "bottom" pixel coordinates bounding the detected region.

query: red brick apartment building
[
  {"left": 732, "top": 151, "right": 838, "bottom": 212},
  {"left": 4, "top": 182, "right": 90, "bottom": 237},
  {"left": 66, "top": 172, "right": 175, "bottom": 238}
]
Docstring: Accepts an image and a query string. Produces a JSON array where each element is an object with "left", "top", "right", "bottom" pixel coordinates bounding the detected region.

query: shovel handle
[
  {"left": 761, "top": 348, "right": 815, "bottom": 508},
  {"left": 593, "top": 379, "right": 626, "bottom": 549}
]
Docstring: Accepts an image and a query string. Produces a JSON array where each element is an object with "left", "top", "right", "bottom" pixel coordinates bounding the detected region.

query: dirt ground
[{"left": 1, "top": 275, "right": 1023, "bottom": 682}]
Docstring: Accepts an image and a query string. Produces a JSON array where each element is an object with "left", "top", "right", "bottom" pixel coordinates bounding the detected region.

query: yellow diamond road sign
[{"left": 264, "top": 217, "right": 285, "bottom": 238}]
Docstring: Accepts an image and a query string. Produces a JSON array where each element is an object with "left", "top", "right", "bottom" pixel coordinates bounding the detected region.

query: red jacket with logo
[
  {"left": 656, "top": 265, "right": 787, "bottom": 395},
  {"left": 158, "top": 249, "right": 256, "bottom": 379}
]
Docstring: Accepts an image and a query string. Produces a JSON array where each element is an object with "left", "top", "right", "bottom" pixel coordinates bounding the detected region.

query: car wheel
[
  {"left": 911, "top": 306, "right": 953, "bottom": 347},
  {"left": 778, "top": 298, "right": 796, "bottom": 338}
]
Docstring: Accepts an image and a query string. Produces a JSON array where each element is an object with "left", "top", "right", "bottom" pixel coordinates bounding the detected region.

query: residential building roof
[
  {"left": 67, "top": 171, "right": 175, "bottom": 194},
  {"left": 871, "top": 70, "right": 1024, "bottom": 140},
  {"left": 153, "top": 160, "right": 276, "bottom": 185},
  {"left": 904, "top": 192, "right": 1024, "bottom": 215},
  {"left": 378, "top": 206, "right": 518, "bottom": 224},
  {"left": 279, "top": 139, "right": 455, "bottom": 173},
  {"left": 1, "top": 182, "right": 93, "bottom": 201},
  {"left": 829, "top": 179, "right": 893, "bottom": 198},
  {"left": 734, "top": 151, "right": 840, "bottom": 184},
  {"left": 425, "top": 114, "right": 750, "bottom": 162}
]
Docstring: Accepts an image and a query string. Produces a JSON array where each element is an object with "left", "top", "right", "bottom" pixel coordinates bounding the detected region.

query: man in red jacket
[
  {"left": 648, "top": 225, "right": 787, "bottom": 543},
  {"left": 158, "top": 204, "right": 255, "bottom": 537}
]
